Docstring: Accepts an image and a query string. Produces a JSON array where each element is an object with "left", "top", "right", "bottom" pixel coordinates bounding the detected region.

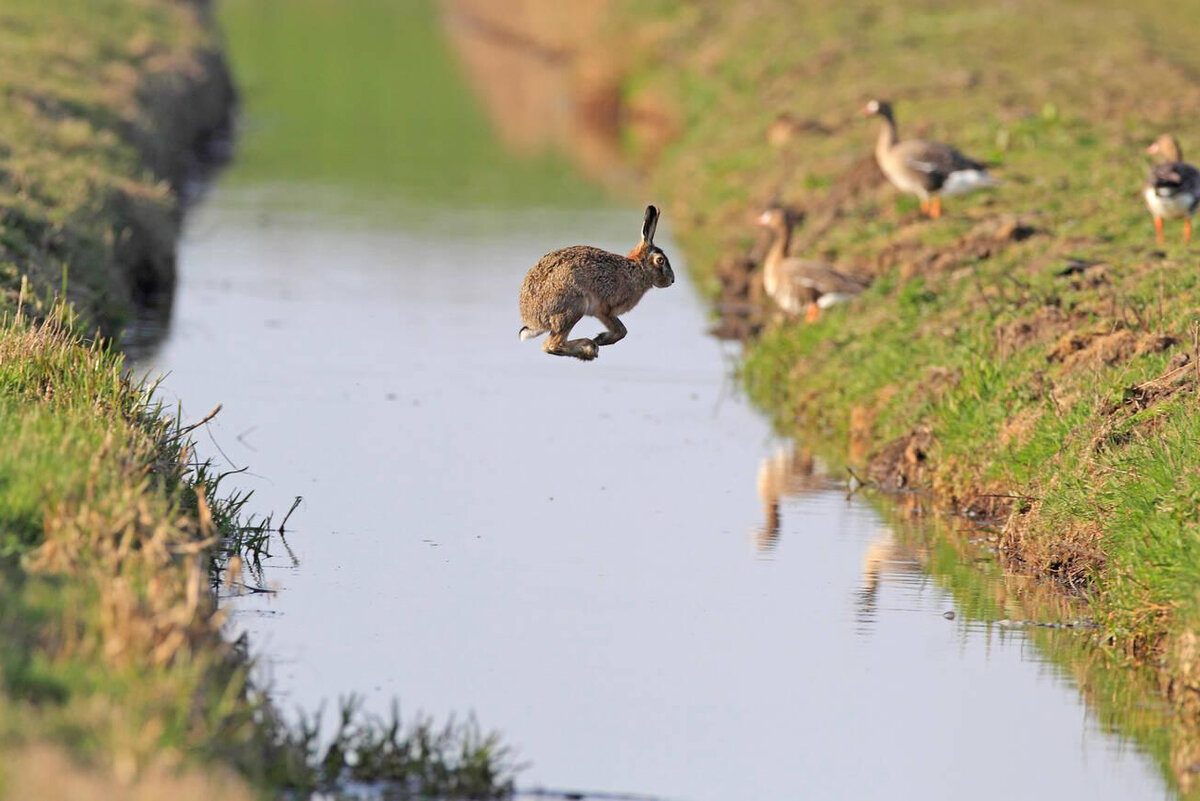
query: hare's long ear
[{"left": 641, "top": 205, "right": 659, "bottom": 246}]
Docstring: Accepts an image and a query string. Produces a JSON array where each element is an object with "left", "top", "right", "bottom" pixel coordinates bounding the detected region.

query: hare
[{"left": 518, "top": 205, "right": 674, "bottom": 361}]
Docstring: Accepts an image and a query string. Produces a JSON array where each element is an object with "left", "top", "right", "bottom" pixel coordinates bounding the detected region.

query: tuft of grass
[{"left": 266, "top": 697, "right": 517, "bottom": 799}]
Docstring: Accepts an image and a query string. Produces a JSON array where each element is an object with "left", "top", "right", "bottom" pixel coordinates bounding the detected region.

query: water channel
[{"left": 132, "top": 2, "right": 1175, "bottom": 798}]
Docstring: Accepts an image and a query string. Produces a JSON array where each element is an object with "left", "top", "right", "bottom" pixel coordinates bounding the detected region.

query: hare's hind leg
[
  {"left": 544, "top": 311, "right": 598, "bottom": 361},
  {"left": 545, "top": 331, "right": 599, "bottom": 361},
  {"left": 592, "top": 312, "right": 627, "bottom": 347}
]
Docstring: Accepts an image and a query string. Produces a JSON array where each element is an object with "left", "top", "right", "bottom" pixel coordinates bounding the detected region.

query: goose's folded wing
[
  {"left": 894, "top": 140, "right": 985, "bottom": 190},
  {"left": 783, "top": 260, "right": 868, "bottom": 295},
  {"left": 1151, "top": 162, "right": 1200, "bottom": 195}
]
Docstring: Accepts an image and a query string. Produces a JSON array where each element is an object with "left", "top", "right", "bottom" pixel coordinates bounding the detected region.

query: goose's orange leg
[
  {"left": 930, "top": 196, "right": 942, "bottom": 220},
  {"left": 919, "top": 198, "right": 929, "bottom": 216},
  {"left": 1155, "top": 216, "right": 1165, "bottom": 246},
  {"left": 1186, "top": 218, "right": 1193, "bottom": 246},
  {"left": 805, "top": 302, "right": 821, "bottom": 323}
]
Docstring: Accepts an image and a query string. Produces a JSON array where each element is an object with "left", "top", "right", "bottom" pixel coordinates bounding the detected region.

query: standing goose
[
  {"left": 1144, "top": 134, "right": 1200, "bottom": 246},
  {"left": 757, "top": 206, "right": 868, "bottom": 322},
  {"left": 863, "top": 99, "right": 997, "bottom": 218}
]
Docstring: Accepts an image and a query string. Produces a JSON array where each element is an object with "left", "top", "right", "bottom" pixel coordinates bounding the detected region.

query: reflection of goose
[
  {"left": 754, "top": 444, "right": 828, "bottom": 552},
  {"left": 859, "top": 529, "right": 900, "bottom": 603},
  {"left": 856, "top": 528, "right": 927, "bottom": 625}
]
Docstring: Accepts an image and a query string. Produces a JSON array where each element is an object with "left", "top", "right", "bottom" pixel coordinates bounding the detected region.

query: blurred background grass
[{"left": 218, "top": 0, "right": 602, "bottom": 209}]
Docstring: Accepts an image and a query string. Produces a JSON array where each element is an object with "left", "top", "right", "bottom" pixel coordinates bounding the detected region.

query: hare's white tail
[{"left": 519, "top": 326, "right": 546, "bottom": 341}]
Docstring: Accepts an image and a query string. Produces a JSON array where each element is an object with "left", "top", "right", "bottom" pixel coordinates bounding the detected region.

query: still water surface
[
  {"left": 134, "top": 195, "right": 1171, "bottom": 800},
  {"left": 133, "top": 1, "right": 1173, "bottom": 798}
]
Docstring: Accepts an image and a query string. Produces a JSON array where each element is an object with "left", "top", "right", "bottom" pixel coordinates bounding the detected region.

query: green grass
[
  {"left": 0, "top": 2, "right": 254, "bottom": 790},
  {"left": 0, "top": 306, "right": 262, "bottom": 791},
  {"left": 611, "top": 0, "right": 1200, "bottom": 792}
]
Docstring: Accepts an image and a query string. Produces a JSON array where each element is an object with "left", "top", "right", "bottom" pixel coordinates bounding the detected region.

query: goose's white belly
[
  {"left": 1145, "top": 187, "right": 1196, "bottom": 219},
  {"left": 879, "top": 159, "right": 928, "bottom": 198},
  {"left": 817, "top": 292, "right": 855, "bottom": 309}
]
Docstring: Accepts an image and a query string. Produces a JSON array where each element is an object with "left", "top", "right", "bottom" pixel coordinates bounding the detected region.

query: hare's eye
[{"left": 653, "top": 253, "right": 664, "bottom": 265}]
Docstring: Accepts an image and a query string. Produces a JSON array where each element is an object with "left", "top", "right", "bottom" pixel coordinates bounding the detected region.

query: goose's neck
[
  {"left": 875, "top": 113, "right": 898, "bottom": 158},
  {"left": 764, "top": 222, "right": 792, "bottom": 275}
]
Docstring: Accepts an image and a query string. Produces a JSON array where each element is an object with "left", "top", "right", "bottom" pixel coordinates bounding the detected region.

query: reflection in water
[
  {"left": 754, "top": 444, "right": 828, "bottom": 552},
  {"left": 855, "top": 528, "right": 927, "bottom": 632},
  {"left": 753, "top": 445, "right": 939, "bottom": 627}
]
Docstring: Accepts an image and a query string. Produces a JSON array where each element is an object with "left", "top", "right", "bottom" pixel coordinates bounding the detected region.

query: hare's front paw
[{"left": 578, "top": 341, "right": 599, "bottom": 361}]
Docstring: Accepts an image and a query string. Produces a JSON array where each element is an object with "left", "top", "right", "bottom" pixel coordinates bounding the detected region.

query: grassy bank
[
  {"left": 607, "top": 0, "right": 1200, "bottom": 737},
  {"left": 0, "top": 1, "right": 515, "bottom": 797},
  {"left": 0, "top": 0, "right": 233, "bottom": 333},
  {"left": 0, "top": 307, "right": 262, "bottom": 798},
  {"left": 0, "top": 0, "right": 249, "bottom": 794}
]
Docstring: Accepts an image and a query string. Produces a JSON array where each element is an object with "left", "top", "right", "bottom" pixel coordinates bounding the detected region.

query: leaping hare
[{"left": 518, "top": 205, "right": 674, "bottom": 361}]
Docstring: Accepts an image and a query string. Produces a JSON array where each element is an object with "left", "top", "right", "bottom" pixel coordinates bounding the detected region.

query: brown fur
[{"left": 518, "top": 206, "right": 674, "bottom": 360}]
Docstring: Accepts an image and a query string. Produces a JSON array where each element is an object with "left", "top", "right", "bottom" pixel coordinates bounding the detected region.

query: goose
[
  {"left": 1144, "top": 134, "right": 1200, "bottom": 246},
  {"left": 757, "top": 206, "right": 868, "bottom": 322},
  {"left": 863, "top": 99, "right": 997, "bottom": 218}
]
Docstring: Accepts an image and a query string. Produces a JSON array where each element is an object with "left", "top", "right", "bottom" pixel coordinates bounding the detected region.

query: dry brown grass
[{"left": 4, "top": 745, "right": 254, "bottom": 801}]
